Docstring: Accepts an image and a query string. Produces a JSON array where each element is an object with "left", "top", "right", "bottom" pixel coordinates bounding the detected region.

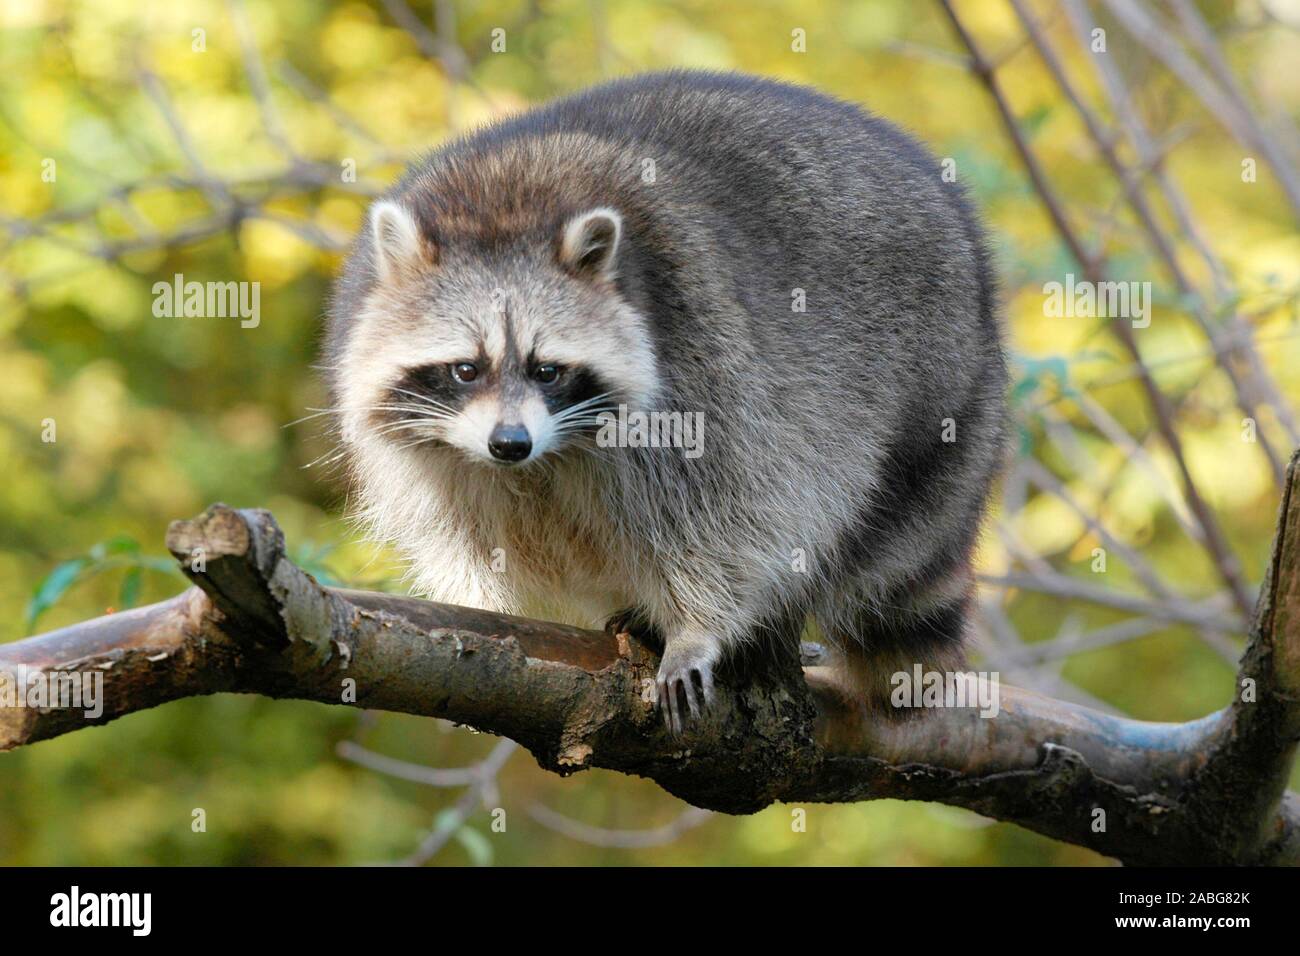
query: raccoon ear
[
  {"left": 370, "top": 199, "right": 435, "bottom": 282},
  {"left": 559, "top": 208, "right": 622, "bottom": 279}
]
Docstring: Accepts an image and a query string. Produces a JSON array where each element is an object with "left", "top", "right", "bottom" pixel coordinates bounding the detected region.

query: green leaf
[
  {"left": 135, "top": 556, "right": 185, "bottom": 576},
  {"left": 119, "top": 567, "right": 143, "bottom": 609},
  {"left": 88, "top": 535, "right": 141, "bottom": 563},
  {"left": 299, "top": 563, "right": 344, "bottom": 588},
  {"left": 26, "top": 558, "right": 90, "bottom": 632},
  {"left": 453, "top": 825, "right": 493, "bottom": 867},
  {"left": 291, "top": 542, "right": 348, "bottom": 588},
  {"left": 427, "top": 809, "right": 494, "bottom": 866}
]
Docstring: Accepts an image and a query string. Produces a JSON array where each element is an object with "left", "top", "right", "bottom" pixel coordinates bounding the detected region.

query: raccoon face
[{"left": 337, "top": 201, "right": 658, "bottom": 467}]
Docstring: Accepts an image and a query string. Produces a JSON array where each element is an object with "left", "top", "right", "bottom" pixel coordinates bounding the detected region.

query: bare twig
[
  {"left": 938, "top": 0, "right": 1257, "bottom": 620},
  {"left": 1104, "top": 0, "right": 1300, "bottom": 214},
  {"left": 1010, "top": 0, "right": 1291, "bottom": 481},
  {"left": 527, "top": 803, "right": 712, "bottom": 849},
  {"left": 227, "top": 0, "right": 298, "bottom": 159}
]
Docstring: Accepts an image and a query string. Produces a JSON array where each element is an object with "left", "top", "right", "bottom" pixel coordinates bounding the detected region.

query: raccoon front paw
[{"left": 655, "top": 636, "right": 720, "bottom": 735}]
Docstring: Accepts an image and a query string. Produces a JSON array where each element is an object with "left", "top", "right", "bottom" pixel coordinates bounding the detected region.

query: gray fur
[{"left": 326, "top": 71, "right": 1008, "bottom": 731}]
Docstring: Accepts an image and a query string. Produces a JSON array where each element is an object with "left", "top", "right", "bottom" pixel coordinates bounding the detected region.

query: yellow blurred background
[{"left": 1, "top": 0, "right": 1298, "bottom": 864}]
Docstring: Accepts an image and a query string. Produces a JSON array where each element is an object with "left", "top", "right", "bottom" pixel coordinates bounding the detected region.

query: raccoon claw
[
  {"left": 655, "top": 641, "right": 720, "bottom": 735},
  {"left": 657, "top": 671, "right": 707, "bottom": 735}
]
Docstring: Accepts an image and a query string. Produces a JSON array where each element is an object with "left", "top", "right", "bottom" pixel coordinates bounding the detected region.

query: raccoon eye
[
  {"left": 534, "top": 364, "right": 561, "bottom": 384},
  {"left": 450, "top": 362, "right": 479, "bottom": 384}
]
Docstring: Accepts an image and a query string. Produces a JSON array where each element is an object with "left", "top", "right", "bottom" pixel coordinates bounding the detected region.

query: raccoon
[{"left": 326, "top": 71, "right": 1007, "bottom": 733}]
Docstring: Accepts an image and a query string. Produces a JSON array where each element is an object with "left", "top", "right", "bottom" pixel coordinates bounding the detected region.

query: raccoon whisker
[
  {"left": 548, "top": 412, "right": 619, "bottom": 438},
  {"left": 372, "top": 419, "right": 428, "bottom": 433},
  {"left": 551, "top": 400, "right": 605, "bottom": 421},
  {"left": 551, "top": 393, "right": 616, "bottom": 424},
  {"left": 549, "top": 430, "right": 603, "bottom": 446},
  {"left": 367, "top": 400, "right": 452, "bottom": 414},
  {"left": 372, "top": 419, "right": 444, "bottom": 439},
  {"left": 368, "top": 400, "right": 440, "bottom": 410},
  {"left": 303, "top": 444, "right": 351, "bottom": 470},
  {"left": 288, "top": 403, "right": 451, "bottom": 432},
  {"left": 385, "top": 386, "right": 460, "bottom": 416},
  {"left": 550, "top": 416, "right": 613, "bottom": 436},
  {"left": 554, "top": 411, "right": 615, "bottom": 425},
  {"left": 553, "top": 410, "right": 618, "bottom": 430},
  {"left": 369, "top": 405, "right": 455, "bottom": 421},
  {"left": 282, "top": 408, "right": 344, "bottom": 428},
  {"left": 548, "top": 403, "right": 609, "bottom": 428},
  {"left": 389, "top": 435, "right": 443, "bottom": 453}
]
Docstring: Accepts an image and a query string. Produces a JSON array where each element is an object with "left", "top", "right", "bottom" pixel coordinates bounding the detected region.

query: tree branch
[
  {"left": 936, "top": 0, "right": 1258, "bottom": 620},
  {"left": 4, "top": 452, "right": 1300, "bottom": 864}
]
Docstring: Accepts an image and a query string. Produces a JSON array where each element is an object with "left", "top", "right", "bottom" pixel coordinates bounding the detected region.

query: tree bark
[{"left": 3, "top": 454, "right": 1299, "bottom": 865}]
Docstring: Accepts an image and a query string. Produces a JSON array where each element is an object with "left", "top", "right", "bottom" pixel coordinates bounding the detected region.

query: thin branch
[
  {"left": 336, "top": 740, "right": 489, "bottom": 787},
  {"left": 1009, "top": 0, "right": 1290, "bottom": 481},
  {"left": 227, "top": 0, "right": 298, "bottom": 160},
  {"left": 526, "top": 803, "right": 712, "bottom": 849},
  {"left": 1105, "top": 0, "right": 1300, "bottom": 214},
  {"left": 1065, "top": 0, "right": 1300, "bottom": 445},
  {"left": 937, "top": 0, "right": 1258, "bottom": 620}
]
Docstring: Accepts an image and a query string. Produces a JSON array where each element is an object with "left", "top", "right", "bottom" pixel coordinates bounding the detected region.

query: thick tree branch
[{"left": 3, "top": 454, "right": 1300, "bottom": 863}]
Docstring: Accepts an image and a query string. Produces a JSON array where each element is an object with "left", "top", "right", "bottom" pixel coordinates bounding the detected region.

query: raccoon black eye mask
[{"left": 327, "top": 70, "right": 1007, "bottom": 734}]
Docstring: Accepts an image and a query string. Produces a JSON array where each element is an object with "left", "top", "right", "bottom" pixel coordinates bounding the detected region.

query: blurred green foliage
[{"left": 1, "top": 0, "right": 1298, "bottom": 865}]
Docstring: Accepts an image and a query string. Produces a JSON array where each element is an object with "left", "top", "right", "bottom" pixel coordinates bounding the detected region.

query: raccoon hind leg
[{"left": 812, "top": 567, "right": 973, "bottom": 718}]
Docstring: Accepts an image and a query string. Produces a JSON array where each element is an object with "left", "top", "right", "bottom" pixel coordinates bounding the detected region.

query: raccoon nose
[{"left": 488, "top": 424, "right": 532, "bottom": 462}]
